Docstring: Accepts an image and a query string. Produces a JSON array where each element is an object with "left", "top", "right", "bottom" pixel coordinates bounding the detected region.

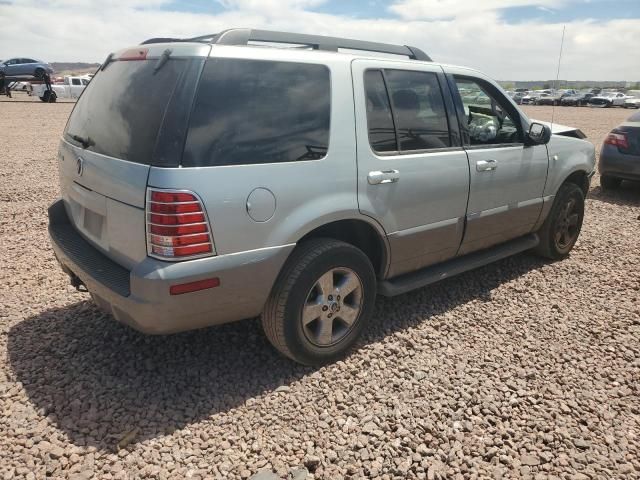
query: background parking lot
[{"left": 1, "top": 102, "right": 638, "bottom": 479}]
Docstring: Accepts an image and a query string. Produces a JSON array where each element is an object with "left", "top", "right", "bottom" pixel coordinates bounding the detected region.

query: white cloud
[
  {"left": 389, "top": 0, "right": 567, "bottom": 19},
  {"left": 0, "top": 0, "right": 638, "bottom": 81}
]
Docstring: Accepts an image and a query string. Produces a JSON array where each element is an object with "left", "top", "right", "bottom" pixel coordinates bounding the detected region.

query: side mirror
[{"left": 528, "top": 122, "right": 552, "bottom": 145}]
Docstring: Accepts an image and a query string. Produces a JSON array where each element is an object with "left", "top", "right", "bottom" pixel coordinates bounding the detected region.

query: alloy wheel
[
  {"left": 554, "top": 197, "right": 580, "bottom": 250},
  {"left": 301, "top": 268, "right": 364, "bottom": 347}
]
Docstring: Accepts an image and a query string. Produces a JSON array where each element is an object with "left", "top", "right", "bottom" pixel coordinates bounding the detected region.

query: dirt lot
[{"left": 0, "top": 101, "right": 638, "bottom": 480}]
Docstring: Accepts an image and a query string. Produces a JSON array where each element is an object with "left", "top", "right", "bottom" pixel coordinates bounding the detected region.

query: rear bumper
[
  {"left": 48, "top": 199, "right": 294, "bottom": 334},
  {"left": 599, "top": 145, "right": 640, "bottom": 181}
]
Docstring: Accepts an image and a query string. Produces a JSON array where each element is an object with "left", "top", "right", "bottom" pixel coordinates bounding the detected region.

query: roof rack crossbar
[{"left": 141, "top": 28, "right": 432, "bottom": 61}]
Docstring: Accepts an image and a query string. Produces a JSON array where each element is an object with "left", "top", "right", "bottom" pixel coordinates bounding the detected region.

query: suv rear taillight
[
  {"left": 604, "top": 131, "right": 629, "bottom": 150},
  {"left": 146, "top": 188, "right": 215, "bottom": 260}
]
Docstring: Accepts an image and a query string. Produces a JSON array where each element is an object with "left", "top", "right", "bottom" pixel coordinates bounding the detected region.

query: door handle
[
  {"left": 368, "top": 170, "right": 400, "bottom": 185},
  {"left": 476, "top": 159, "right": 498, "bottom": 172}
]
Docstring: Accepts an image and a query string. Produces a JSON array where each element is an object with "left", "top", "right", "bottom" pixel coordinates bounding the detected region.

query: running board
[{"left": 378, "top": 233, "right": 540, "bottom": 297}]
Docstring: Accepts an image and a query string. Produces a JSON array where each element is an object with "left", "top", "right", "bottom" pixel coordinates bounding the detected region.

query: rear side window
[
  {"left": 364, "top": 70, "right": 397, "bottom": 152},
  {"left": 364, "top": 69, "right": 451, "bottom": 153},
  {"left": 182, "top": 59, "right": 331, "bottom": 167},
  {"left": 64, "top": 59, "right": 186, "bottom": 165}
]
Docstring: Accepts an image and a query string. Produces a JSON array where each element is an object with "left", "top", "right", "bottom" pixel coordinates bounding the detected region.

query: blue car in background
[{"left": 0, "top": 58, "right": 54, "bottom": 78}]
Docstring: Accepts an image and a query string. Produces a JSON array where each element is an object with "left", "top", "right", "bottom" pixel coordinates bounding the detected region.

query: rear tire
[
  {"left": 262, "top": 239, "right": 376, "bottom": 366},
  {"left": 601, "top": 175, "right": 622, "bottom": 191},
  {"left": 534, "top": 183, "right": 585, "bottom": 260}
]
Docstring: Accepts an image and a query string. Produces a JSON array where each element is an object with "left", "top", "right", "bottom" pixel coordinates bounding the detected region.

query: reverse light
[
  {"left": 604, "top": 132, "right": 629, "bottom": 150},
  {"left": 146, "top": 188, "right": 215, "bottom": 260}
]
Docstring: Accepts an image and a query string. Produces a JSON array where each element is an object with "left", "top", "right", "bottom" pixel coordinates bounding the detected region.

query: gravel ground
[{"left": 1, "top": 101, "right": 639, "bottom": 480}]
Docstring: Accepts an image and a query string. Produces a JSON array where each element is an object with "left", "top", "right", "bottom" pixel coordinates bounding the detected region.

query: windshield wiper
[
  {"left": 69, "top": 133, "right": 94, "bottom": 149},
  {"left": 154, "top": 48, "right": 172, "bottom": 73}
]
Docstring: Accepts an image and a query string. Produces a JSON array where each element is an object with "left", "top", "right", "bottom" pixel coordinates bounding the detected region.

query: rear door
[
  {"left": 59, "top": 50, "right": 205, "bottom": 268},
  {"left": 352, "top": 60, "right": 470, "bottom": 278},
  {"left": 445, "top": 71, "right": 549, "bottom": 255}
]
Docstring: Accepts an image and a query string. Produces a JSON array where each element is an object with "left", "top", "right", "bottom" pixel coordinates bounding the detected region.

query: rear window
[
  {"left": 64, "top": 59, "right": 186, "bottom": 165},
  {"left": 182, "top": 58, "right": 331, "bottom": 167}
]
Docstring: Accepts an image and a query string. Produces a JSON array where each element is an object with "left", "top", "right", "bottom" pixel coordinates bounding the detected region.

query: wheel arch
[
  {"left": 298, "top": 218, "right": 390, "bottom": 278},
  {"left": 562, "top": 169, "right": 590, "bottom": 197}
]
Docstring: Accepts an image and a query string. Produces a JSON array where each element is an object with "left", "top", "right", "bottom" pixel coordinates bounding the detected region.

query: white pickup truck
[{"left": 33, "top": 75, "right": 91, "bottom": 102}]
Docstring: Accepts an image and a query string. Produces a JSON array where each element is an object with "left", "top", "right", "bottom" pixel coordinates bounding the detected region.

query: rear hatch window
[{"left": 64, "top": 59, "right": 188, "bottom": 165}]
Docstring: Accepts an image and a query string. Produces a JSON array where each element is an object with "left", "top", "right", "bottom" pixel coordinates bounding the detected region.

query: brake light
[
  {"left": 119, "top": 48, "right": 148, "bottom": 61},
  {"left": 146, "top": 188, "right": 214, "bottom": 260},
  {"left": 604, "top": 132, "right": 629, "bottom": 150}
]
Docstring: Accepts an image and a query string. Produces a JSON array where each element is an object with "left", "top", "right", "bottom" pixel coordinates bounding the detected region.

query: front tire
[
  {"left": 34, "top": 67, "right": 45, "bottom": 79},
  {"left": 262, "top": 239, "right": 376, "bottom": 365},
  {"left": 601, "top": 175, "right": 622, "bottom": 191},
  {"left": 535, "top": 183, "right": 585, "bottom": 260}
]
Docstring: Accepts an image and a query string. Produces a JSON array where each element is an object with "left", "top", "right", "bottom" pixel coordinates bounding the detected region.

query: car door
[
  {"left": 445, "top": 70, "right": 549, "bottom": 255},
  {"left": 4, "top": 59, "right": 19, "bottom": 75},
  {"left": 352, "top": 60, "right": 470, "bottom": 278},
  {"left": 70, "top": 78, "right": 83, "bottom": 98}
]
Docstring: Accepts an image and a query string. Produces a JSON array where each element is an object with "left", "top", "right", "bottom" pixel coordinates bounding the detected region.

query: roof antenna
[{"left": 551, "top": 25, "right": 566, "bottom": 130}]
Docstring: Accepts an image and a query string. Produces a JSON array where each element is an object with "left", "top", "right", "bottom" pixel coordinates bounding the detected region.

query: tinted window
[
  {"left": 183, "top": 59, "right": 330, "bottom": 167},
  {"left": 454, "top": 77, "right": 522, "bottom": 146},
  {"left": 385, "top": 70, "right": 450, "bottom": 151},
  {"left": 64, "top": 59, "right": 186, "bottom": 165},
  {"left": 364, "top": 70, "right": 397, "bottom": 152},
  {"left": 71, "top": 78, "right": 81, "bottom": 85}
]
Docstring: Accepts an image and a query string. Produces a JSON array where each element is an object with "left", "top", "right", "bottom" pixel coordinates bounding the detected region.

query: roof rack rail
[{"left": 141, "top": 28, "right": 432, "bottom": 61}]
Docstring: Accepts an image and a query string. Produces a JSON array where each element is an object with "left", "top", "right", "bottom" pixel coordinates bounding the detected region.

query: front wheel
[
  {"left": 534, "top": 183, "right": 585, "bottom": 260},
  {"left": 262, "top": 239, "right": 376, "bottom": 365},
  {"left": 34, "top": 67, "right": 45, "bottom": 79}
]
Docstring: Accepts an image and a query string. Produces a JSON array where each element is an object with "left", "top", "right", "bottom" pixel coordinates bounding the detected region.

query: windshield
[{"left": 64, "top": 59, "right": 187, "bottom": 165}]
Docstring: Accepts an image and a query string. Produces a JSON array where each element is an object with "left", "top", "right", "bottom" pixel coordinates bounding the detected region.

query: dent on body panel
[{"left": 544, "top": 136, "right": 595, "bottom": 197}]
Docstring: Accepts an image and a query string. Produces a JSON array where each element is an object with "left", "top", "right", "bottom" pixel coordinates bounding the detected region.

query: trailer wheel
[{"left": 40, "top": 90, "right": 57, "bottom": 103}]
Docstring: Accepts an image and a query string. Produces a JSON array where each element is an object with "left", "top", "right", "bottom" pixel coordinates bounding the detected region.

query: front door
[
  {"left": 352, "top": 60, "right": 470, "bottom": 278},
  {"left": 445, "top": 72, "right": 549, "bottom": 255}
]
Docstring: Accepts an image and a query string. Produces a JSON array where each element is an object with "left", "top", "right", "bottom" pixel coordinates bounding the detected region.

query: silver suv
[{"left": 49, "top": 29, "right": 595, "bottom": 365}]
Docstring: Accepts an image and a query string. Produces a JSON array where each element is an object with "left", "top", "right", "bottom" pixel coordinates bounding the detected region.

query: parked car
[
  {"left": 589, "top": 92, "right": 628, "bottom": 108},
  {"left": 0, "top": 58, "right": 54, "bottom": 78},
  {"left": 511, "top": 92, "right": 525, "bottom": 104},
  {"left": 624, "top": 97, "right": 640, "bottom": 109},
  {"left": 33, "top": 75, "right": 90, "bottom": 102},
  {"left": 599, "top": 110, "right": 640, "bottom": 190},
  {"left": 561, "top": 92, "right": 594, "bottom": 107},
  {"left": 48, "top": 28, "right": 595, "bottom": 365},
  {"left": 521, "top": 92, "right": 542, "bottom": 105},
  {"left": 537, "top": 93, "right": 566, "bottom": 106}
]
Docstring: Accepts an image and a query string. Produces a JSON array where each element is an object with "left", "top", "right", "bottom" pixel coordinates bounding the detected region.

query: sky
[{"left": 0, "top": 0, "right": 639, "bottom": 81}]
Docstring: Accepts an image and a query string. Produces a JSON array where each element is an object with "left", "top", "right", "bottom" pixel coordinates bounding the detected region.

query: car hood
[{"left": 531, "top": 119, "right": 587, "bottom": 139}]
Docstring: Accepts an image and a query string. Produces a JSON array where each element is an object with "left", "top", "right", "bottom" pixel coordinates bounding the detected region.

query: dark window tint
[
  {"left": 64, "top": 59, "right": 185, "bottom": 164},
  {"left": 364, "top": 70, "right": 397, "bottom": 152},
  {"left": 183, "top": 59, "right": 330, "bottom": 167},
  {"left": 71, "top": 78, "right": 81, "bottom": 85},
  {"left": 385, "top": 70, "right": 451, "bottom": 151}
]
